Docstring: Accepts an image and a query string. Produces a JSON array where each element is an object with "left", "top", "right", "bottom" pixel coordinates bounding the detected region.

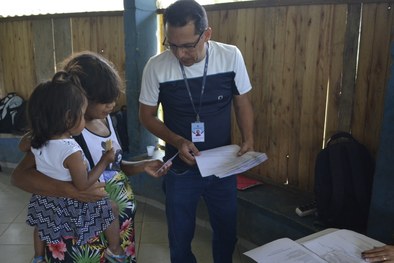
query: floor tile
[
  {"left": 142, "top": 202, "right": 166, "bottom": 222},
  {"left": 0, "top": 244, "right": 34, "bottom": 263},
  {"left": 0, "top": 223, "right": 33, "bottom": 244},
  {"left": 14, "top": 206, "right": 28, "bottom": 223},
  {"left": 0, "top": 223, "right": 8, "bottom": 236},
  {"left": 140, "top": 221, "right": 168, "bottom": 243},
  {"left": 137, "top": 243, "right": 171, "bottom": 263}
]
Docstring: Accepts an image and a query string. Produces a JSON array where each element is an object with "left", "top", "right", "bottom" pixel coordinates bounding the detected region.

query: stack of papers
[
  {"left": 243, "top": 228, "right": 385, "bottom": 263},
  {"left": 195, "top": 145, "right": 268, "bottom": 178}
]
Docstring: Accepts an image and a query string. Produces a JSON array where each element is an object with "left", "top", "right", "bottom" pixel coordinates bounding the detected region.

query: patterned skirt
[
  {"left": 31, "top": 171, "right": 137, "bottom": 263},
  {"left": 27, "top": 194, "right": 115, "bottom": 246}
]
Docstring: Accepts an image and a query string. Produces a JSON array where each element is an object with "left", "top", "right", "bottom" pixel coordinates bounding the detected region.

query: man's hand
[
  {"left": 71, "top": 182, "right": 107, "bottom": 202},
  {"left": 237, "top": 141, "right": 254, "bottom": 156},
  {"left": 175, "top": 138, "right": 200, "bottom": 166},
  {"left": 362, "top": 245, "right": 394, "bottom": 262}
]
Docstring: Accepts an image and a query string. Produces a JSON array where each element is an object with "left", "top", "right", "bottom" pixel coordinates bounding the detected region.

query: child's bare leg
[
  {"left": 104, "top": 201, "right": 124, "bottom": 255},
  {"left": 33, "top": 227, "right": 45, "bottom": 258}
]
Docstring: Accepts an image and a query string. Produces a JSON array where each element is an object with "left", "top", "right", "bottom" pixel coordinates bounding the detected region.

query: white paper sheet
[
  {"left": 301, "top": 229, "right": 385, "bottom": 263},
  {"left": 244, "top": 229, "right": 385, "bottom": 263},
  {"left": 195, "top": 145, "right": 268, "bottom": 178},
  {"left": 243, "top": 238, "right": 327, "bottom": 263}
]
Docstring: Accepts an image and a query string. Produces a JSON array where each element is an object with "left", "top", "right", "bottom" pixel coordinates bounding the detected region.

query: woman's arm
[
  {"left": 120, "top": 159, "right": 171, "bottom": 178},
  {"left": 11, "top": 151, "right": 107, "bottom": 202}
]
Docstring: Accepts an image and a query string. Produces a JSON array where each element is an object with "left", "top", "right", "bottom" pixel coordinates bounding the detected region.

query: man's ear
[{"left": 204, "top": 27, "right": 212, "bottom": 41}]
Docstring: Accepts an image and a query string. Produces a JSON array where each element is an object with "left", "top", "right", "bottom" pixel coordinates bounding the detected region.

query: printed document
[
  {"left": 244, "top": 229, "right": 385, "bottom": 263},
  {"left": 195, "top": 144, "right": 268, "bottom": 178}
]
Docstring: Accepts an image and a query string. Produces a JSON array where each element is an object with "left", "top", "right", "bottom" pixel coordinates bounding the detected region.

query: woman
[{"left": 12, "top": 51, "right": 169, "bottom": 263}]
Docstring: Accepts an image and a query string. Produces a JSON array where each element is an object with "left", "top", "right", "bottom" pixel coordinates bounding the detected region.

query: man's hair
[{"left": 164, "top": 0, "right": 208, "bottom": 35}]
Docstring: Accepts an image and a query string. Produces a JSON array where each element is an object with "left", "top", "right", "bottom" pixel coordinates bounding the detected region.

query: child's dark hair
[
  {"left": 61, "top": 51, "right": 122, "bottom": 104},
  {"left": 28, "top": 71, "right": 86, "bottom": 149}
]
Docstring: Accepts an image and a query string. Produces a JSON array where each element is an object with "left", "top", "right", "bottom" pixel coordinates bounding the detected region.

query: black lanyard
[{"left": 179, "top": 47, "right": 209, "bottom": 122}]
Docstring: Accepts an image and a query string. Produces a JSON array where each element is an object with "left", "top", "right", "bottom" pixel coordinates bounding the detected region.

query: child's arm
[
  {"left": 19, "top": 132, "right": 32, "bottom": 152},
  {"left": 11, "top": 151, "right": 107, "bottom": 202},
  {"left": 65, "top": 148, "right": 115, "bottom": 191}
]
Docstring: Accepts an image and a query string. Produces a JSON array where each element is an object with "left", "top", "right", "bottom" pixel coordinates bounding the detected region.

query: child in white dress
[{"left": 26, "top": 71, "right": 126, "bottom": 263}]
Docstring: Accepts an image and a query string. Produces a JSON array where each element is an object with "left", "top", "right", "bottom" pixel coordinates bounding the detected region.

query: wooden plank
[
  {"left": 306, "top": 5, "right": 333, "bottom": 190},
  {"left": 206, "top": 10, "right": 220, "bottom": 41},
  {"left": 338, "top": 4, "right": 361, "bottom": 131},
  {"left": 53, "top": 18, "right": 72, "bottom": 68},
  {"left": 4, "top": 20, "right": 36, "bottom": 99},
  {"left": 352, "top": 4, "right": 375, "bottom": 143},
  {"left": 242, "top": 7, "right": 269, "bottom": 181},
  {"left": 259, "top": 7, "right": 279, "bottom": 182},
  {"left": 291, "top": 5, "right": 310, "bottom": 189},
  {"left": 95, "top": 16, "right": 126, "bottom": 109},
  {"left": 269, "top": 6, "right": 289, "bottom": 185},
  {"left": 71, "top": 17, "right": 94, "bottom": 52},
  {"left": 297, "top": 5, "right": 328, "bottom": 190},
  {"left": 1, "top": 22, "right": 14, "bottom": 95},
  {"left": 282, "top": 6, "right": 301, "bottom": 187},
  {"left": 32, "top": 19, "right": 55, "bottom": 83},
  {"left": 324, "top": 4, "right": 347, "bottom": 141},
  {"left": 19, "top": 20, "right": 36, "bottom": 98}
]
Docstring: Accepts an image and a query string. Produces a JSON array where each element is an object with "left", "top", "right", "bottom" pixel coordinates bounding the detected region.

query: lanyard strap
[{"left": 180, "top": 47, "right": 209, "bottom": 122}]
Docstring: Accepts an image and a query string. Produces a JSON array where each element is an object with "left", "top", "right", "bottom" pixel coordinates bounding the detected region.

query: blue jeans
[{"left": 163, "top": 168, "right": 238, "bottom": 263}]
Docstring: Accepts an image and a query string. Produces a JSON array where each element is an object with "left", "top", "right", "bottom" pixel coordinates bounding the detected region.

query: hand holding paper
[{"left": 195, "top": 145, "right": 268, "bottom": 178}]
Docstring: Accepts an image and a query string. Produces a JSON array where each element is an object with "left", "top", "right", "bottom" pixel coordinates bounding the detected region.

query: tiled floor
[{"left": 0, "top": 171, "right": 254, "bottom": 263}]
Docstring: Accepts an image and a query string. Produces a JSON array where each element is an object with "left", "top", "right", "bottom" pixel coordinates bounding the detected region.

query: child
[{"left": 26, "top": 71, "right": 126, "bottom": 263}]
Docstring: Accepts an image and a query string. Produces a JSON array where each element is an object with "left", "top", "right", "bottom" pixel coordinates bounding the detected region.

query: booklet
[
  {"left": 194, "top": 144, "right": 268, "bottom": 178},
  {"left": 244, "top": 229, "right": 385, "bottom": 263}
]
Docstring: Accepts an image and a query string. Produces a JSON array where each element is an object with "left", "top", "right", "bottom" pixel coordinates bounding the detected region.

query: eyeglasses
[{"left": 162, "top": 30, "right": 206, "bottom": 51}]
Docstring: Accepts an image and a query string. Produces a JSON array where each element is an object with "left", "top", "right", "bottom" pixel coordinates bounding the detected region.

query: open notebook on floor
[{"left": 244, "top": 229, "right": 385, "bottom": 263}]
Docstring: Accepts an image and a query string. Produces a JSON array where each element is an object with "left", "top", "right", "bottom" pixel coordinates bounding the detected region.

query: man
[{"left": 139, "top": 0, "right": 254, "bottom": 262}]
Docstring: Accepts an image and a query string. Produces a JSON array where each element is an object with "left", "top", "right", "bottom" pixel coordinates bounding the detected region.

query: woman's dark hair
[
  {"left": 164, "top": 0, "right": 208, "bottom": 35},
  {"left": 28, "top": 71, "right": 86, "bottom": 149},
  {"left": 62, "top": 51, "right": 122, "bottom": 104}
]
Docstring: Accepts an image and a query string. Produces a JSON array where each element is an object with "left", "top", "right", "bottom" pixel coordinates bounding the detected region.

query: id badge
[{"left": 191, "top": 122, "right": 205, "bottom": 142}]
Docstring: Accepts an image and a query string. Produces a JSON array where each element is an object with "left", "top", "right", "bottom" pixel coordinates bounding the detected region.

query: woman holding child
[{"left": 12, "top": 51, "right": 169, "bottom": 263}]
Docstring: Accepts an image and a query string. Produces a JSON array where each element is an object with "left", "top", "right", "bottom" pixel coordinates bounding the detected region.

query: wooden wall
[
  {"left": 0, "top": 12, "right": 126, "bottom": 108},
  {"left": 0, "top": 1, "right": 393, "bottom": 192},
  {"left": 205, "top": 2, "right": 394, "bottom": 191}
]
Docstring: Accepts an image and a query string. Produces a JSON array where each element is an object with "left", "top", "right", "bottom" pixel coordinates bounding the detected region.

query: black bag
[
  {"left": 314, "top": 132, "right": 375, "bottom": 232},
  {"left": 0, "top": 92, "right": 28, "bottom": 133}
]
